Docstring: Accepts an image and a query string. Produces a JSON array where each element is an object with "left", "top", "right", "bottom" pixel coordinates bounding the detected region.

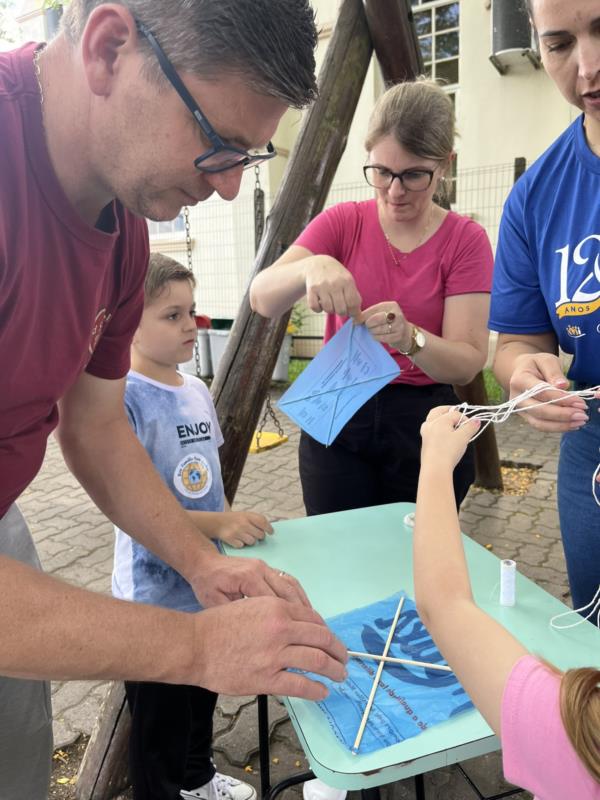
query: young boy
[{"left": 112, "top": 253, "right": 273, "bottom": 800}]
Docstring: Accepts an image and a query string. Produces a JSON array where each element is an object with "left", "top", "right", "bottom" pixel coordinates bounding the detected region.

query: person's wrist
[
  {"left": 398, "top": 326, "right": 413, "bottom": 353},
  {"left": 398, "top": 325, "right": 426, "bottom": 357},
  {"left": 420, "top": 457, "right": 456, "bottom": 477},
  {"left": 181, "top": 536, "right": 222, "bottom": 584}
]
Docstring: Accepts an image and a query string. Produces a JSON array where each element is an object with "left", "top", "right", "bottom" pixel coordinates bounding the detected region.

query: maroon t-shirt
[{"left": 0, "top": 43, "right": 149, "bottom": 517}]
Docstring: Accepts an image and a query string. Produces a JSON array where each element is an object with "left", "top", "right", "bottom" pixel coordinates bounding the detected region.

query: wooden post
[
  {"left": 364, "top": 0, "right": 424, "bottom": 83},
  {"left": 76, "top": 683, "right": 130, "bottom": 799},
  {"left": 211, "top": 0, "right": 375, "bottom": 500},
  {"left": 454, "top": 377, "right": 504, "bottom": 491}
]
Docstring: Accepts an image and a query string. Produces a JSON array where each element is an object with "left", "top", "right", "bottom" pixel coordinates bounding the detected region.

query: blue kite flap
[
  {"left": 277, "top": 321, "right": 400, "bottom": 446},
  {"left": 307, "top": 592, "right": 473, "bottom": 754}
]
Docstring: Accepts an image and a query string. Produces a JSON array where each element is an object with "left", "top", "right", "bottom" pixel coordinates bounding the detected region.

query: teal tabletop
[{"left": 225, "top": 502, "right": 600, "bottom": 790}]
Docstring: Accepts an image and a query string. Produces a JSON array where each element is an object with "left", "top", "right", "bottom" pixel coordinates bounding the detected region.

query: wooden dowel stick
[
  {"left": 348, "top": 650, "right": 451, "bottom": 673},
  {"left": 351, "top": 595, "right": 405, "bottom": 755}
]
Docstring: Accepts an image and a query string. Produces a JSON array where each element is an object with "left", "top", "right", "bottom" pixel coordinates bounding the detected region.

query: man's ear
[{"left": 80, "top": 3, "right": 138, "bottom": 97}]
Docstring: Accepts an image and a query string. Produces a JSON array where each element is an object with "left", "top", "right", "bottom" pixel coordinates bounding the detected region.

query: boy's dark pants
[{"left": 125, "top": 681, "right": 217, "bottom": 800}]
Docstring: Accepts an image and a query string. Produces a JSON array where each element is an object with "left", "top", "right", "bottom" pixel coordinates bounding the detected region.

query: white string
[
  {"left": 550, "top": 584, "right": 600, "bottom": 630},
  {"left": 451, "top": 382, "right": 600, "bottom": 506},
  {"left": 452, "top": 382, "right": 600, "bottom": 444}
]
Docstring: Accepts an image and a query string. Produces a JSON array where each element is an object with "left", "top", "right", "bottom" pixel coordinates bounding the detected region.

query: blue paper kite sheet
[
  {"left": 277, "top": 320, "right": 400, "bottom": 446},
  {"left": 307, "top": 593, "right": 473, "bottom": 754}
]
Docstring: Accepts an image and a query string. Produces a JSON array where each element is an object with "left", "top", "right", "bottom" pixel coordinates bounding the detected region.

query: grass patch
[
  {"left": 288, "top": 358, "right": 311, "bottom": 383},
  {"left": 483, "top": 367, "right": 505, "bottom": 405}
]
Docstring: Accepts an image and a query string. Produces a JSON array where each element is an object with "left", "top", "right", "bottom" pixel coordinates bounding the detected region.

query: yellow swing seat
[{"left": 249, "top": 431, "right": 288, "bottom": 454}]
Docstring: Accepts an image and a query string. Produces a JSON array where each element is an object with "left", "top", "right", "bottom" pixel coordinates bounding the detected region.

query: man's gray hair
[{"left": 62, "top": 0, "right": 318, "bottom": 109}]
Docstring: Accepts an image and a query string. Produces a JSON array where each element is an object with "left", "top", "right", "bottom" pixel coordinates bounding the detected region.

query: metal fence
[{"left": 148, "top": 160, "right": 520, "bottom": 344}]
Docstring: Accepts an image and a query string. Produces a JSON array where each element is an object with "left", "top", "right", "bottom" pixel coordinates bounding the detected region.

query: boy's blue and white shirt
[
  {"left": 490, "top": 115, "right": 600, "bottom": 386},
  {"left": 112, "top": 370, "right": 225, "bottom": 613}
]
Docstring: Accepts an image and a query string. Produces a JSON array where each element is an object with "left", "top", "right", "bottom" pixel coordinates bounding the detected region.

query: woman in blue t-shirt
[{"left": 490, "top": 0, "right": 600, "bottom": 615}]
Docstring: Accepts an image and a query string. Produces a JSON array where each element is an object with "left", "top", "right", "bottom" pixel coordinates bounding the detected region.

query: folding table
[{"left": 225, "top": 502, "right": 600, "bottom": 800}]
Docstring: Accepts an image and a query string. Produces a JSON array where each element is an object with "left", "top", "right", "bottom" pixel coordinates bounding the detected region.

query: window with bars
[{"left": 412, "top": 1, "right": 459, "bottom": 87}]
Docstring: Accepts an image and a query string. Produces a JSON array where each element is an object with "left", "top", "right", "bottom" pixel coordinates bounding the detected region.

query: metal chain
[
  {"left": 183, "top": 205, "right": 201, "bottom": 377},
  {"left": 253, "top": 165, "right": 265, "bottom": 255},
  {"left": 183, "top": 205, "right": 193, "bottom": 272},
  {"left": 255, "top": 395, "right": 285, "bottom": 451}
]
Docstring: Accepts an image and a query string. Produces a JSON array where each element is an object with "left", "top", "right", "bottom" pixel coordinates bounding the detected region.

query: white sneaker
[
  {"left": 181, "top": 772, "right": 257, "bottom": 800},
  {"left": 302, "top": 778, "right": 347, "bottom": 800}
]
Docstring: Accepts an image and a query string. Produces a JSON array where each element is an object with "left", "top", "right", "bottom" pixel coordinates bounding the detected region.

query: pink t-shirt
[
  {"left": 294, "top": 200, "right": 493, "bottom": 386},
  {"left": 502, "top": 655, "right": 600, "bottom": 799}
]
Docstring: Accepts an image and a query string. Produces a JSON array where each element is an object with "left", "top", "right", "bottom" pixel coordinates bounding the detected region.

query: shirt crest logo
[
  {"left": 565, "top": 324, "right": 585, "bottom": 338},
  {"left": 89, "top": 308, "right": 112, "bottom": 354},
  {"left": 174, "top": 453, "right": 212, "bottom": 499}
]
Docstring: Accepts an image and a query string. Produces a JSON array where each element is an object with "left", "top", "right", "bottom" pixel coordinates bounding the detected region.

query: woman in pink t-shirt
[
  {"left": 250, "top": 80, "right": 493, "bottom": 515},
  {"left": 415, "top": 408, "right": 600, "bottom": 799}
]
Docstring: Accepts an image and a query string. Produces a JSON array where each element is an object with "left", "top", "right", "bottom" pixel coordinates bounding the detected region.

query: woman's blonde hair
[
  {"left": 560, "top": 667, "right": 600, "bottom": 782},
  {"left": 364, "top": 78, "right": 455, "bottom": 166}
]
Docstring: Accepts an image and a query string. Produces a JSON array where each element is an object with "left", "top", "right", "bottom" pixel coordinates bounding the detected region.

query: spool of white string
[{"left": 500, "top": 559, "right": 516, "bottom": 607}]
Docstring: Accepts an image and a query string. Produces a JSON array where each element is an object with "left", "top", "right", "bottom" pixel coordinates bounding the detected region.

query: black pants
[
  {"left": 125, "top": 681, "right": 217, "bottom": 800},
  {"left": 299, "top": 382, "right": 474, "bottom": 515}
]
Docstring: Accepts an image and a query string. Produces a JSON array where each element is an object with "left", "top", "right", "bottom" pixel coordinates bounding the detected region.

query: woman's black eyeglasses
[
  {"left": 363, "top": 165, "right": 437, "bottom": 192},
  {"left": 137, "top": 21, "right": 277, "bottom": 174}
]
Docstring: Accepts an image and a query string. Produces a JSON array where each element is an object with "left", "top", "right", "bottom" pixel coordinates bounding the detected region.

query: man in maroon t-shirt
[{"left": 0, "top": 2, "right": 347, "bottom": 796}]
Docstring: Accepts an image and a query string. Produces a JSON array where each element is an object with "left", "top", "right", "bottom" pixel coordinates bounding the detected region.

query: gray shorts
[{"left": 0, "top": 504, "right": 53, "bottom": 800}]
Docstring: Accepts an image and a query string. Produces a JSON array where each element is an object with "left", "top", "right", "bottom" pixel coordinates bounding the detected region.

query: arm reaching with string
[{"left": 414, "top": 406, "right": 528, "bottom": 734}]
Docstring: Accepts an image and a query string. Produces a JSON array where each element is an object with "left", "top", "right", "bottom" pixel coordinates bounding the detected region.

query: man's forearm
[
  {"left": 56, "top": 419, "right": 217, "bottom": 582},
  {"left": 0, "top": 555, "right": 194, "bottom": 683}
]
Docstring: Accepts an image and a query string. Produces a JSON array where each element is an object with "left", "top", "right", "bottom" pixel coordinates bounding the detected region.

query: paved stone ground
[{"left": 20, "top": 407, "right": 567, "bottom": 800}]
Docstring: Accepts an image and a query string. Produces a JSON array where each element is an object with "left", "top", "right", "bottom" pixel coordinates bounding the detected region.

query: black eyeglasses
[
  {"left": 137, "top": 21, "right": 277, "bottom": 174},
  {"left": 363, "top": 165, "right": 437, "bottom": 192}
]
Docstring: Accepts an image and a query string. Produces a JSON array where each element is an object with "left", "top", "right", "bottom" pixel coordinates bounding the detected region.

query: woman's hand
[
  {"left": 212, "top": 512, "right": 273, "bottom": 549},
  {"left": 420, "top": 406, "right": 480, "bottom": 470},
  {"left": 508, "top": 352, "right": 589, "bottom": 432},
  {"left": 356, "top": 302, "right": 412, "bottom": 351},
  {"left": 304, "top": 256, "right": 362, "bottom": 318}
]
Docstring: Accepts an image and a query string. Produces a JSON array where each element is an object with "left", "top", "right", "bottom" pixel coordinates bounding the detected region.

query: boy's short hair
[{"left": 145, "top": 253, "right": 196, "bottom": 303}]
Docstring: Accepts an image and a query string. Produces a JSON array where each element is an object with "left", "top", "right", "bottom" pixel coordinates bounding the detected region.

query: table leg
[
  {"left": 361, "top": 788, "right": 380, "bottom": 800},
  {"left": 456, "top": 764, "right": 523, "bottom": 799},
  {"left": 414, "top": 773, "right": 426, "bottom": 800},
  {"left": 258, "top": 695, "right": 271, "bottom": 800},
  {"left": 265, "top": 771, "right": 315, "bottom": 800}
]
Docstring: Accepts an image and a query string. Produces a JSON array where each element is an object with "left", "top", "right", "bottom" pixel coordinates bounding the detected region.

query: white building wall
[{"left": 456, "top": 0, "right": 574, "bottom": 171}]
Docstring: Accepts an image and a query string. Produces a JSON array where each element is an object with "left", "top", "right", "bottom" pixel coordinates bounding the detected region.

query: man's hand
[
  {"left": 508, "top": 352, "right": 588, "bottom": 432},
  {"left": 191, "top": 597, "right": 348, "bottom": 700},
  {"left": 305, "top": 256, "right": 362, "bottom": 318},
  {"left": 215, "top": 511, "right": 273, "bottom": 548},
  {"left": 190, "top": 552, "right": 311, "bottom": 608},
  {"left": 420, "top": 406, "right": 480, "bottom": 470}
]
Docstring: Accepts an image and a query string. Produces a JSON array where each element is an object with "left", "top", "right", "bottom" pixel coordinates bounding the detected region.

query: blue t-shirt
[
  {"left": 112, "top": 371, "right": 225, "bottom": 613},
  {"left": 489, "top": 116, "right": 600, "bottom": 385}
]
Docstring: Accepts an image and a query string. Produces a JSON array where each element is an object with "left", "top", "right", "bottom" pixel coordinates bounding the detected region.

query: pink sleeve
[
  {"left": 444, "top": 219, "right": 494, "bottom": 297},
  {"left": 501, "top": 655, "right": 599, "bottom": 798},
  {"left": 294, "top": 204, "right": 351, "bottom": 259}
]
